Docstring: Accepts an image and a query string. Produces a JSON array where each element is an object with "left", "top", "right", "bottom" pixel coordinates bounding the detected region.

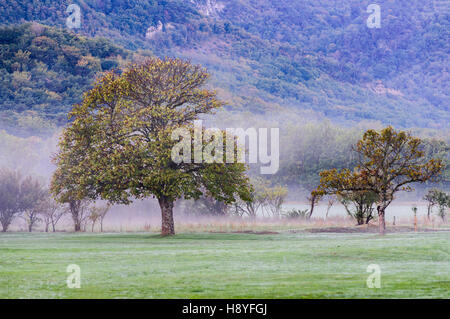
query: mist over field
[{"left": 0, "top": 122, "right": 445, "bottom": 233}]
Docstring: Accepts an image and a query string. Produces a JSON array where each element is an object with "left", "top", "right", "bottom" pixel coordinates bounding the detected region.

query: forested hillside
[
  {"left": 0, "top": 23, "right": 131, "bottom": 135},
  {"left": 0, "top": 0, "right": 448, "bottom": 132}
]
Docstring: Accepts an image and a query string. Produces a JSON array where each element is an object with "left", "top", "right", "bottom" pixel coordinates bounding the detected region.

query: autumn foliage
[{"left": 51, "top": 58, "right": 251, "bottom": 235}]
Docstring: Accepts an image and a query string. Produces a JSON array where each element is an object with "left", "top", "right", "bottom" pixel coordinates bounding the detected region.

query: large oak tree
[{"left": 51, "top": 58, "right": 251, "bottom": 235}]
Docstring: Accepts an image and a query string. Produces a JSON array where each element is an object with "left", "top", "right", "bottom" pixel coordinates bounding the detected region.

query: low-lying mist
[{"left": 1, "top": 111, "right": 448, "bottom": 232}]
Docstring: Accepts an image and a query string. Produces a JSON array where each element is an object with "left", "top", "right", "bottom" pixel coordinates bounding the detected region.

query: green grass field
[{"left": 0, "top": 232, "right": 448, "bottom": 298}]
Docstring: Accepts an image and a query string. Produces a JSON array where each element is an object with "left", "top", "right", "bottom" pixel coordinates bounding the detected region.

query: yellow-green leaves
[
  {"left": 314, "top": 126, "right": 443, "bottom": 207},
  {"left": 51, "top": 57, "right": 251, "bottom": 211}
]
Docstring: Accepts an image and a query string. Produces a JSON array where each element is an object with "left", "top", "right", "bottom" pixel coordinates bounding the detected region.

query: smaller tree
[
  {"left": 0, "top": 169, "right": 43, "bottom": 232},
  {"left": 437, "top": 206, "right": 447, "bottom": 222},
  {"left": 423, "top": 189, "right": 447, "bottom": 220},
  {"left": 88, "top": 204, "right": 110, "bottom": 232},
  {"left": 41, "top": 210, "right": 52, "bottom": 232},
  {"left": 22, "top": 209, "right": 41, "bottom": 232},
  {"left": 315, "top": 127, "right": 442, "bottom": 234},
  {"left": 88, "top": 210, "right": 100, "bottom": 232},
  {"left": 283, "top": 208, "right": 309, "bottom": 219},
  {"left": 265, "top": 185, "right": 288, "bottom": 218},
  {"left": 21, "top": 182, "right": 47, "bottom": 232},
  {"left": 97, "top": 204, "right": 110, "bottom": 232},
  {"left": 37, "top": 194, "right": 67, "bottom": 232},
  {"left": 233, "top": 180, "right": 288, "bottom": 219},
  {"left": 337, "top": 191, "right": 378, "bottom": 225},
  {"left": 314, "top": 171, "right": 378, "bottom": 225},
  {"left": 433, "top": 190, "right": 449, "bottom": 221},
  {"left": 233, "top": 178, "right": 268, "bottom": 218}
]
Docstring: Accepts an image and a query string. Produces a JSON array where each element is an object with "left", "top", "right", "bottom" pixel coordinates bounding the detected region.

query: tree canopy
[{"left": 314, "top": 127, "right": 443, "bottom": 233}]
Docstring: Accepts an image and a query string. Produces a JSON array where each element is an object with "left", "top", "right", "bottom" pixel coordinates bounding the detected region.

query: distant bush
[
  {"left": 101, "top": 60, "right": 119, "bottom": 71},
  {"left": 283, "top": 209, "right": 309, "bottom": 220}
]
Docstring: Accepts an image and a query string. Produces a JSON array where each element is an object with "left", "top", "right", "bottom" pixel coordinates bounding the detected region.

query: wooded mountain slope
[{"left": 0, "top": 0, "right": 448, "bottom": 133}]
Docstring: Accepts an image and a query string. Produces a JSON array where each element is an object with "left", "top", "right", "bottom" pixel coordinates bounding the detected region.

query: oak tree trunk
[
  {"left": 158, "top": 196, "right": 175, "bottom": 236},
  {"left": 73, "top": 218, "right": 81, "bottom": 232},
  {"left": 69, "top": 201, "right": 82, "bottom": 232}
]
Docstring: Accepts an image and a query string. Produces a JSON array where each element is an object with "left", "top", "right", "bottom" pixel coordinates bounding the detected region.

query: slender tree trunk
[
  {"left": 52, "top": 222, "right": 56, "bottom": 232},
  {"left": 356, "top": 202, "right": 364, "bottom": 225},
  {"left": 1, "top": 212, "right": 13, "bottom": 232},
  {"left": 356, "top": 216, "right": 364, "bottom": 225},
  {"left": 28, "top": 223, "right": 32, "bottom": 232},
  {"left": 364, "top": 206, "right": 373, "bottom": 224},
  {"left": 326, "top": 199, "right": 333, "bottom": 219},
  {"left": 377, "top": 205, "right": 386, "bottom": 234},
  {"left": 158, "top": 196, "right": 175, "bottom": 236},
  {"left": 308, "top": 194, "right": 317, "bottom": 219}
]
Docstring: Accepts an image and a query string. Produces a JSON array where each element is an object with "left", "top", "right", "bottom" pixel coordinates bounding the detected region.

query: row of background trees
[
  {"left": 174, "top": 125, "right": 449, "bottom": 233},
  {"left": 0, "top": 168, "right": 109, "bottom": 232},
  {"left": 1, "top": 114, "right": 448, "bottom": 232},
  {"left": 1, "top": 164, "right": 448, "bottom": 233},
  {"left": 182, "top": 180, "right": 449, "bottom": 225}
]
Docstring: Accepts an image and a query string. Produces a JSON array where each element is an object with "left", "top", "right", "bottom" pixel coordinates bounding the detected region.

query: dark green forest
[{"left": 0, "top": 23, "right": 129, "bottom": 135}]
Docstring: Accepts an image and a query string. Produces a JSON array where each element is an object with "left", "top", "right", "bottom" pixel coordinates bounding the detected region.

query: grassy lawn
[{"left": 0, "top": 232, "right": 448, "bottom": 298}]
